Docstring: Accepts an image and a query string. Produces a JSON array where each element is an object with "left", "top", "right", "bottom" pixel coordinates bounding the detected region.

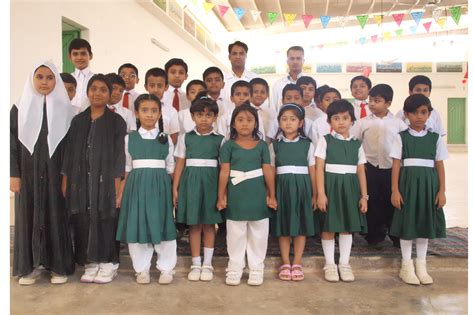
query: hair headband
[{"left": 280, "top": 103, "right": 305, "bottom": 116}]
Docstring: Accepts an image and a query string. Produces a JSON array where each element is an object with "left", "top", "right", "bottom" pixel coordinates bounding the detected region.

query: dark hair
[
  {"left": 319, "top": 87, "right": 341, "bottom": 102},
  {"left": 118, "top": 63, "right": 139, "bottom": 77},
  {"left": 87, "top": 73, "right": 112, "bottom": 96},
  {"left": 60, "top": 72, "right": 77, "bottom": 87},
  {"left": 369, "top": 84, "right": 393, "bottom": 102},
  {"left": 165, "top": 58, "right": 188, "bottom": 74},
  {"left": 105, "top": 73, "right": 126, "bottom": 88},
  {"left": 409, "top": 75, "right": 432, "bottom": 92},
  {"left": 186, "top": 79, "right": 207, "bottom": 94},
  {"left": 231, "top": 80, "right": 251, "bottom": 96},
  {"left": 287, "top": 46, "right": 304, "bottom": 55},
  {"left": 326, "top": 99, "right": 356, "bottom": 122},
  {"left": 68, "top": 38, "right": 92, "bottom": 55},
  {"left": 145, "top": 67, "right": 167, "bottom": 86},
  {"left": 282, "top": 83, "right": 303, "bottom": 99},
  {"left": 228, "top": 41, "right": 249, "bottom": 54},
  {"left": 190, "top": 91, "right": 219, "bottom": 115},
  {"left": 350, "top": 75, "right": 372, "bottom": 90},
  {"left": 250, "top": 78, "right": 269, "bottom": 94},
  {"left": 202, "top": 66, "right": 224, "bottom": 81},
  {"left": 134, "top": 94, "right": 168, "bottom": 144},
  {"left": 296, "top": 76, "right": 317, "bottom": 89},
  {"left": 403, "top": 94, "right": 433, "bottom": 113},
  {"left": 276, "top": 103, "right": 306, "bottom": 139},
  {"left": 229, "top": 103, "right": 261, "bottom": 140}
]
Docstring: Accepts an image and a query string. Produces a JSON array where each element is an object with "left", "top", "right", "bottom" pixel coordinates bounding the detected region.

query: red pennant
[
  {"left": 371, "top": 35, "right": 378, "bottom": 43},
  {"left": 423, "top": 21, "right": 432, "bottom": 32},
  {"left": 363, "top": 67, "right": 372, "bottom": 77},
  {"left": 392, "top": 13, "right": 404, "bottom": 26},
  {"left": 218, "top": 5, "right": 229, "bottom": 17},
  {"left": 302, "top": 15, "right": 313, "bottom": 29}
]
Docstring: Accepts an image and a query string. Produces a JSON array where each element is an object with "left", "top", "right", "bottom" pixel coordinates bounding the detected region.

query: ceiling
[{"left": 209, "top": 0, "right": 468, "bottom": 32}]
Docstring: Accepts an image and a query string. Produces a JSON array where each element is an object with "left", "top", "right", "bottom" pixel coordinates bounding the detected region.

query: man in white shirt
[
  {"left": 118, "top": 63, "right": 140, "bottom": 111},
  {"left": 69, "top": 38, "right": 94, "bottom": 114},
  {"left": 105, "top": 73, "right": 137, "bottom": 133},
  {"left": 162, "top": 58, "right": 191, "bottom": 112}
]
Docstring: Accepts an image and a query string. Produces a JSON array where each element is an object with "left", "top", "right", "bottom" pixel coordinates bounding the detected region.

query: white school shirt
[
  {"left": 124, "top": 127, "right": 175, "bottom": 174},
  {"left": 163, "top": 86, "right": 190, "bottom": 111},
  {"left": 222, "top": 69, "right": 258, "bottom": 107},
  {"left": 266, "top": 117, "right": 313, "bottom": 141},
  {"left": 271, "top": 72, "right": 304, "bottom": 112},
  {"left": 314, "top": 131, "right": 366, "bottom": 165},
  {"left": 351, "top": 112, "right": 408, "bottom": 169},
  {"left": 217, "top": 106, "right": 265, "bottom": 140},
  {"left": 252, "top": 102, "right": 276, "bottom": 137},
  {"left": 117, "top": 88, "right": 139, "bottom": 111},
  {"left": 269, "top": 135, "right": 316, "bottom": 167},
  {"left": 174, "top": 128, "right": 225, "bottom": 159},
  {"left": 107, "top": 104, "right": 137, "bottom": 133},
  {"left": 389, "top": 127, "right": 449, "bottom": 161},
  {"left": 177, "top": 109, "right": 219, "bottom": 135},
  {"left": 310, "top": 114, "right": 331, "bottom": 146},
  {"left": 210, "top": 93, "right": 230, "bottom": 118},
  {"left": 395, "top": 108, "right": 446, "bottom": 137},
  {"left": 304, "top": 101, "right": 324, "bottom": 121},
  {"left": 352, "top": 99, "right": 372, "bottom": 120},
  {"left": 159, "top": 99, "right": 180, "bottom": 135},
  {"left": 71, "top": 67, "right": 94, "bottom": 114}
]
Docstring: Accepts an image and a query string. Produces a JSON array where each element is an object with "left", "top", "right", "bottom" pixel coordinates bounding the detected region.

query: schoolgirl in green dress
[
  {"left": 116, "top": 94, "right": 177, "bottom": 285},
  {"left": 269, "top": 104, "right": 317, "bottom": 281},
  {"left": 390, "top": 94, "right": 448, "bottom": 286},
  {"left": 217, "top": 103, "right": 277, "bottom": 286},
  {"left": 173, "top": 93, "right": 224, "bottom": 282},
  {"left": 315, "top": 100, "right": 368, "bottom": 283}
]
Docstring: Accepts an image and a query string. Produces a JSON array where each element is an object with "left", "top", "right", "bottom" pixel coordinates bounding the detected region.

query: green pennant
[
  {"left": 395, "top": 29, "right": 403, "bottom": 37},
  {"left": 449, "top": 6, "right": 461, "bottom": 25},
  {"left": 357, "top": 15, "right": 369, "bottom": 29},
  {"left": 267, "top": 12, "right": 278, "bottom": 25}
]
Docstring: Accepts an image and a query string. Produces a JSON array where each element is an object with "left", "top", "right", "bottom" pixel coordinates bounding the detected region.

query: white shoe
[
  {"left": 159, "top": 271, "right": 174, "bottom": 284},
  {"left": 248, "top": 270, "right": 264, "bottom": 286},
  {"left": 399, "top": 259, "right": 421, "bottom": 285},
  {"left": 135, "top": 271, "right": 150, "bottom": 284},
  {"left": 94, "top": 268, "right": 118, "bottom": 284},
  {"left": 225, "top": 270, "right": 242, "bottom": 286},
  {"left": 338, "top": 264, "right": 355, "bottom": 282},
  {"left": 50, "top": 273, "right": 68, "bottom": 284},
  {"left": 323, "top": 264, "right": 339, "bottom": 282},
  {"left": 415, "top": 259, "right": 433, "bottom": 285},
  {"left": 188, "top": 265, "right": 201, "bottom": 281},
  {"left": 18, "top": 268, "right": 43, "bottom": 285},
  {"left": 200, "top": 265, "right": 214, "bottom": 281},
  {"left": 81, "top": 264, "right": 99, "bottom": 283}
]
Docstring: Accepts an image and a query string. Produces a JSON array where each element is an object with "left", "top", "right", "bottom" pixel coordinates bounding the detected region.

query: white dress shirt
[
  {"left": 304, "top": 102, "right": 325, "bottom": 121},
  {"left": 174, "top": 128, "right": 225, "bottom": 159},
  {"left": 107, "top": 104, "right": 137, "bottom": 133},
  {"left": 314, "top": 131, "right": 366, "bottom": 165},
  {"left": 252, "top": 101, "right": 276, "bottom": 138},
  {"left": 352, "top": 99, "right": 372, "bottom": 120},
  {"left": 390, "top": 127, "right": 449, "bottom": 161},
  {"left": 395, "top": 108, "right": 446, "bottom": 137},
  {"left": 117, "top": 88, "right": 139, "bottom": 111},
  {"left": 71, "top": 67, "right": 94, "bottom": 114},
  {"left": 163, "top": 86, "right": 190, "bottom": 111},
  {"left": 269, "top": 135, "right": 316, "bottom": 167},
  {"left": 271, "top": 72, "right": 304, "bottom": 112},
  {"left": 222, "top": 69, "right": 258, "bottom": 108},
  {"left": 310, "top": 114, "right": 331, "bottom": 146}
]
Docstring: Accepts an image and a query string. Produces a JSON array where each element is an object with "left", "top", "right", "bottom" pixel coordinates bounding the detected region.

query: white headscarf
[{"left": 16, "top": 60, "right": 75, "bottom": 157}]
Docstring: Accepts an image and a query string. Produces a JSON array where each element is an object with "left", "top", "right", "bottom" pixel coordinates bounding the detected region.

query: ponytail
[{"left": 157, "top": 115, "right": 168, "bottom": 144}]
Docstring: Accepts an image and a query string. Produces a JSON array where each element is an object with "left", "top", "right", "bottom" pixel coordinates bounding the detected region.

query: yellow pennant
[
  {"left": 283, "top": 13, "right": 297, "bottom": 26},
  {"left": 437, "top": 17, "right": 446, "bottom": 29},
  {"left": 383, "top": 32, "right": 391, "bottom": 40},
  {"left": 374, "top": 15, "right": 383, "bottom": 26},
  {"left": 203, "top": 2, "right": 215, "bottom": 14}
]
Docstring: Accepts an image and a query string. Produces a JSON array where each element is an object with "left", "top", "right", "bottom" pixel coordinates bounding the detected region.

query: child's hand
[
  {"left": 267, "top": 196, "right": 277, "bottom": 210},
  {"left": 116, "top": 192, "right": 122, "bottom": 209},
  {"left": 312, "top": 195, "right": 317, "bottom": 211},
  {"left": 317, "top": 194, "right": 328, "bottom": 212},
  {"left": 359, "top": 198, "right": 368, "bottom": 213},
  {"left": 216, "top": 197, "right": 227, "bottom": 211},
  {"left": 435, "top": 191, "right": 446, "bottom": 208},
  {"left": 391, "top": 191, "right": 404, "bottom": 209},
  {"left": 173, "top": 189, "right": 178, "bottom": 208},
  {"left": 10, "top": 177, "right": 21, "bottom": 193}
]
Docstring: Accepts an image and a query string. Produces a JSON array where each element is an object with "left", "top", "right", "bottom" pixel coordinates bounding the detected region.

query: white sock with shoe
[
  {"left": 338, "top": 234, "right": 354, "bottom": 282},
  {"left": 415, "top": 238, "right": 432, "bottom": 284},
  {"left": 399, "top": 239, "right": 420, "bottom": 285}
]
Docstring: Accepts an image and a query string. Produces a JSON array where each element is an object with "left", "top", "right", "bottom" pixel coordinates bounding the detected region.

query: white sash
[
  {"left": 276, "top": 166, "right": 308, "bottom": 175},
  {"left": 403, "top": 158, "right": 434, "bottom": 168},
  {"left": 230, "top": 169, "right": 263, "bottom": 185},
  {"left": 325, "top": 163, "right": 357, "bottom": 174},
  {"left": 186, "top": 159, "right": 218, "bottom": 167},
  {"left": 132, "top": 159, "right": 166, "bottom": 169}
]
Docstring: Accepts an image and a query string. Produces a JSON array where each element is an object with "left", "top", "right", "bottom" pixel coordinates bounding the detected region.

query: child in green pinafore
[
  {"left": 315, "top": 100, "right": 368, "bottom": 283},
  {"left": 173, "top": 93, "right": 224, "bottom": 282},
  {"left": 116, "top": 94, "right": 177, "bottom": 285},
  {"left": 269, "top": 104, "right": 317, "bottom": 282},
  {"left": 390, "top": 94, "right": 448, "bottom": 286}
]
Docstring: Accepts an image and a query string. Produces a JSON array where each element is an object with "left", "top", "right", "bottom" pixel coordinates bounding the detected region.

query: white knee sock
[
  {"left": 321, "top": 239, "right": 335, "bottom": 265},
  {"left": 416, "top": 238, "right": 429, "bottom": 261},
  {"left": 203, "top": 247, "right": 214, "bottom": 266},
  {"left": 338, "top": 234, "right": 353, "bottom": 265},
  {"left": 191, "top": 256, "right": 201, "bottom": 266},
  {"left": 400, "top": 239, "right": 413, "bottom": 261}
]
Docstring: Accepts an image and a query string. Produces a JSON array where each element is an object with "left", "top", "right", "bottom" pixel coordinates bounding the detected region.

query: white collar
[
  {"left": 277, "top": 135, "right": 300, "bottom": 142},
  {"left": 408, "top": 126, "right": 432, "bottom": 136},
  {"left": 168, "top": 86, "right": 182, "bottom": 93},
  {"left": 74, "top": 67, "right": 92, "bottom": 77},
  {"left": 354, "top": 99, "right": 369, "bottom": 106},
  {"left": 368, "top": 111, "right": 393, "bottom": 119},
  {"left": 330, "top": 130, "right": 354, "bottom": 141},
  {"left": 139, "top": 127, "right": 159, "bottom": 137},
  {"left": 124, "top": 88, "right": 135, "bottom": 94},
  {"left": 193, "top": 127, "right": 219, "bottom": 136},
  {"left": 226, "top": 69, "right": 252, "bottom": 80},
  {"left": 286, "top": 72, "right": 303, "bottom": 82},
  {"left": 208, "top": 93, "right": 223, "bottom": 102}
]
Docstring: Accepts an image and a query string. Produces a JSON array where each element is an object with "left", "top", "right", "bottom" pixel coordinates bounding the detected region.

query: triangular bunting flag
[
  {"left": 359, "top": 37, "right": 366, "bottom": 45},
  {"left": 191, "top": 0, "right": 197, "bottom": 5},
  {"left": 320, "top": 15, "right": 331, "bottom": 28},
  {"left": 383, "top": 32, "right": 391, "bottom": 40},
  {"left": 337, "top": 16, "right": 347, "bottom": 27},
  {"left": 395, "top": 29, "right": 403, "bottom": 37},
  {"left": 373, "top": 15, "right": 383, "bottom": 26},
  {"left": 371, "top": 35, "right": 378, "bottom": 43},
  {"left": 437, "top": 17, "right": 446, "bottom": 29},
  {"left": 357, "top": 15, "right": 369, "bottom": 29},
  {"left": 449, "top": 6, "right": 461, "bottom": 25},
  {"left": 283, "top": 13, "right": 297, "bottom": 26},
  {"left": 410, "top": 11, "right": 424, "bottom": 25},
  {"left": 250, "top": 10, "right": 261, "bottom": 22},
  {"left": 203, "top": 2, "right": 214, "bottom": 14},
  {"left": 432, "top": 9, "right": 443, "bottom": 22},
  {"left": 392, "top": 13, "right": 404, "bottom": 26},
  {"left": 234, "top": 7, "right": 245, "bottom": 20},
  {"left": 218, "top": 5, "right": 229, "bottom": 18},
  {"left": 462, "top": 68, "right": 468, "bottom": 84},
  {"left": 317, "top": 44, "right": 324, "bottom": 50},
  {"left": 302, "top": 14, "right": 313, "bottom": 28},
  {"left": 423, "top": 21, "right": 432, "bottom": 32},
  {"left": 409, "top": 25, "right": 418, "bottom": 35},
  {"left": 267, "top": 12, "right": 278, "bottom": 25},
  {"left": 363, "top": 67, "right": 372, "bottom": 77}
]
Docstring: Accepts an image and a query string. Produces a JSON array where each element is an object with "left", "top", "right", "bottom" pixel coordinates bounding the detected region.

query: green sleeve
[
  {"left": 219, "top": 140, "right": 232, "bottom": 164},
  {"left": 260, "top": 141, "right": 271, "bottom": 164}
]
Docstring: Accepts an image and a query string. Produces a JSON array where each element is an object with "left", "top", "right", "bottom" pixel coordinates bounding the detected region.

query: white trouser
[
  {"left": 128, "top": 241, "right": 177, "bottom": 273},
  {"left": 85, "top": 262, "right": 119, "bottom": 272},
  {"left": 226, "top": 218, "right": 269, "bottom": 272}
]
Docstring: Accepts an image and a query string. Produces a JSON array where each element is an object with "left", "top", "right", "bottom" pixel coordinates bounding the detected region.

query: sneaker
[
  {"left": 81, "top": 265, "right": 99, "bottom": 283},
  {"left": 94, "top": 268, "right": 118, "bottom": 284},
  {"left": 415, "top": 259, "right": 433, "bottom": 285},
  {"left": 200, "top": 265, "right": 214, "bottom": 281},
  {"left": 50, "top": 273, "right": 68, "bottom": 284},
  {"left": 338, "top": 264, "right": 355, "bottom": 282},
  {"left": 225, "top": 270, "right": 242, "bottom": 286},
  {"left": 248, "top": 270, "right": 264, "bottom": 286},
  {"left": 135, "top": 271, "right": 150, "bottom": 284},
  {"left": 187, "top": 265, "right": 201, "bottom": 281},
  {"left": 399, "top": 259, "right": 420, "bottom": 285},
  {"left": 18, "top": 268, "right": 43, "bottom": 285},
  {"left": 323, "top": 264, "right": 339, "bottom": 282},
  {"left": 158, "top": 271, "right": 174, "bottom": 284}
]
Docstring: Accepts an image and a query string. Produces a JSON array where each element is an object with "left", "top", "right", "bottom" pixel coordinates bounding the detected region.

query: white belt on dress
[
  {"left": 276, "top": 166, "right": 308, "bottom": 175},
  {"left": 230, "top": 169, "right": 263, "bottom": 185},
  {"left": 186, "top": 158, "right": 218, "bottom": 167},
  {"left": 403, "top": 158, "right": 434, "bottom": 168},
  {"left": 132, "top": 159, "right": 166, "bottom": 169},
  {"left": 325, "top": 163, "right": 357, "bottom": 174}
]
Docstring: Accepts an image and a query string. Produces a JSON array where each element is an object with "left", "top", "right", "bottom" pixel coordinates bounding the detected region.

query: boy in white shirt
[
  {"left": 163, "top": 58, "right": 191, "bottom": 111},
  {"left": 69, "top": 38, "right": 94, "bottom": 113},
  {"left": 311, "top": 87, "right": 341, "bottom": 145},
  {"left": 60, "top": 72, "right": 77, "bottom": 101},
  {"left": 105, "top": 73, "right": 137, "bottom": 133},
  {"left": 249, "top": 78, "right": 275, "bottom": 140},
  {"left": 118, "top": 63, "right": 140, "bottom": 110},
  {"left": 350, "top": 75, "right": 372, "bottom": 120},
  {"left": 178, "top": 80, "right": 207, "bottom": 134},
  {"left": 296, "top": 76, "right": 324, "bottom": 121},
  {"left": 203, "top": 67, "right": 229, "bottom": 116}
]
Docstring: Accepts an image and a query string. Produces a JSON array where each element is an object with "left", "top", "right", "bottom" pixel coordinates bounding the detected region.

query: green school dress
[
  {"left": 316, "top": 134, "right": 367, "bottom": 233},
  {"left": 220, "top": 140, "right": 272, "bottom": 221},
  {"left": 390, "top": 130, "right": 446, "bottom": 239},
  {"left": 176, "top": 131, "right": 224, "bottom": 225},
  {"left": 116, "top": 131, "right": 176, "bottom": 244},
  {"left": 270, "top": 138, "right": 316, "bottom": 237}
]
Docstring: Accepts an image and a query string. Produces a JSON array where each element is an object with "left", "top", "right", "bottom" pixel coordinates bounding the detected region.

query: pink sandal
[
  {"left": 291, "top": 264, "right": 304, "bottom": 281},
  {"left": 278, "top": 264, "right": 292, "bottom": 281}
]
